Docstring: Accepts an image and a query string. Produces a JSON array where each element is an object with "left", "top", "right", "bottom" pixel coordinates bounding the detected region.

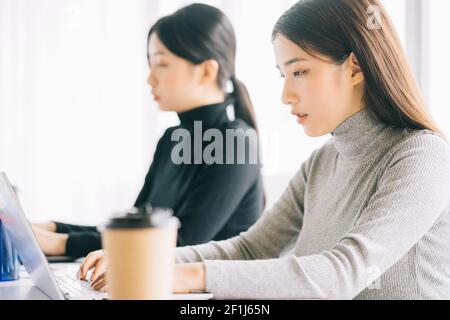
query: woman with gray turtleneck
[{"left": 81, "top": 0, "right": 450, "bottom": 300}]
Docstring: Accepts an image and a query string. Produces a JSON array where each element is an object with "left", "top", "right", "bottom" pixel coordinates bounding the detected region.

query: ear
[
  {"left": 348, "top": 52, "right": 364, "bottom": 86},
  {"left": 197, "top": 59, "right": 220, "bottom": 86}
]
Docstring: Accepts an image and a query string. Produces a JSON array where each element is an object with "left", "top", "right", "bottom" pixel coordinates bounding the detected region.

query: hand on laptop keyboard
[{"left": 78, "top": 250, "right": 107, "bottom": 284}]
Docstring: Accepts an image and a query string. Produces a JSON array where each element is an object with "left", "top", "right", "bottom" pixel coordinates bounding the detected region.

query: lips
[
  {"left": 295, "top": 113, "right": 309, "bottom": 124},
  {"left": 152, "top": 93, "right": 160, "bottom": 102},
  {"left": 291, "top": 111, "right": 308, "bottom": 118}
]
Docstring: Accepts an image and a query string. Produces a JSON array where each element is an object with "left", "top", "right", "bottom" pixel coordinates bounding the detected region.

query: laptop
[{"left": 0, "top": 172, "right": 213, "bottom": 300}]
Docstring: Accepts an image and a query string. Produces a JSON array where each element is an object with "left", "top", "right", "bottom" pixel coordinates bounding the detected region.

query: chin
[
  {"left": 157, "top": 103, "right": 172, "bottom": 112},
  {"left": 304, "top": 127, "right": 330, "bottom": 138}
]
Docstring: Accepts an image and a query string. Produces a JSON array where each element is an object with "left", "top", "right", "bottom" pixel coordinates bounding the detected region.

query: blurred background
[{"left": 0, "top": 0, "right": 448, "bottom": 225}]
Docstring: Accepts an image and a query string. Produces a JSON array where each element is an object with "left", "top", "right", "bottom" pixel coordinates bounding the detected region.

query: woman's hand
[
  {"left": 32, "top": 226, "right": 68, "bottom": 256},
  {"left": 90, "top": 263, "right": 206, "bottom": 294},
  {"left": 79, "top": 249, "right": 206, "bottom": 295},
  {"left": 173, "top": 263, "right": 206, "bottom": 294},
  {"left": 77, "top": 249, "right": 107, "bottom": 284}
]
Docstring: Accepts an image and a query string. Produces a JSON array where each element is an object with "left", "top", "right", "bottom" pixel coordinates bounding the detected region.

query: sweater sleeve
[
  {"left": 64, "top": 231, "right": 102, "bottom": 259},
  {"left": 54, "top": 222, "right": 102, "bottom": 258},
  {"left": 194, "top": 133, "right": 450, "bottom": 300},
  {"left": 54, "top": 222, "right": 98, "bottom": 234},
  {"left": 175, "top": 151, "right": 310, "bottom": 262}
]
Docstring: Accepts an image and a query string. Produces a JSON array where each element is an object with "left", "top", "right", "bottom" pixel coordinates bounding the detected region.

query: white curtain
[
  {"left": 0, "top": 0, "right": 416, "bottom": 225},
  {"left": 0, "top": 0, "right": 159, "bottom": 224}
]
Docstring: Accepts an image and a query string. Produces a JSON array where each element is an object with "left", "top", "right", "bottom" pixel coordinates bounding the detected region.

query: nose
[
  {"left": 281, "top": 79, "right": 298, "bottom": 106},
  {"left": 147, "top": 70, "right": 157, "bottom": 87}
]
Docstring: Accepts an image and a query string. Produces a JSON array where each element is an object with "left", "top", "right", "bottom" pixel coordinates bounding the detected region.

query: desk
[
  {"left": 0, "top": 264, "right": 213, "bottom": 300},
  {"left": 0, "top": 267, "right": 50, "bottom": 300}
]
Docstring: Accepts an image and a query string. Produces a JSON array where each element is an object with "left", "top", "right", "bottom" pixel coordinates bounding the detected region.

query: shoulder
[
  {"left": 157, "top": 125, "right": 188, "bottom": 147},
  {"left": 377, "top": 130, "right": 450, "bottom": 198},
  {"left": 152, "top": 125, "right": 187, "bottom": 157},
  {"left": 396, "top": 129, "right": 449, "bottom": 150},
  {"left": 388, "top": 129, "right": 450, "bottom": 168},
  {"left": 162, "top": 125, "right": 184, "bottom": 138}
]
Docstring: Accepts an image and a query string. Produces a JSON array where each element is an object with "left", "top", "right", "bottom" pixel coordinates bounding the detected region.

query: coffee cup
[{"left": 101, "top": 207, "right": 180, "bottom": 300}]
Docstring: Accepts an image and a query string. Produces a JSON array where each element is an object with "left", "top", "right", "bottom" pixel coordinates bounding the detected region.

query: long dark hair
[
  {"left": 273, "top": 0, "right": 444, "bottom": 138},
  {"left": 148, "top": 3, "right": 258, "bottom": 131}
]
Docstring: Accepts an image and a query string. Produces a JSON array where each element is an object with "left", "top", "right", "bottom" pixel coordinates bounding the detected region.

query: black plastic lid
[{"left": 103, "top": 206, "right": 180, "bottom": 230}]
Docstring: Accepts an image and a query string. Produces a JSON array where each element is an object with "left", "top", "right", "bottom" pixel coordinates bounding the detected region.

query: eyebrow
[
  {"left": 276, "top": 57, "right": 307, "bottom": 69},
  {"left": 147, "top": 51, "right": 167, "bottom": 66},
  {"left": 151, "top": 51, "right": 166, "bottom": 57}
]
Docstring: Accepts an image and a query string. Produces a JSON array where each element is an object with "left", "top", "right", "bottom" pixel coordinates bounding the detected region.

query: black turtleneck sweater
[{"left": 56, "top": 102, "right": 264, "bottom": 258}]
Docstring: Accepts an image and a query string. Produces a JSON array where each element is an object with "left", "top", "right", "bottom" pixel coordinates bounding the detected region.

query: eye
[
  {"left": 149, "top": 61, "right": 168, "bottom": 69},
  {"left": 293, "top": 70, "right": 307, "bottom": 77}
]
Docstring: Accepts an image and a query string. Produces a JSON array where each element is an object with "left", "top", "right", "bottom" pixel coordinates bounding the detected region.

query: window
[{"left": 428, "top": 0, "right": 450, "bottom": 138}]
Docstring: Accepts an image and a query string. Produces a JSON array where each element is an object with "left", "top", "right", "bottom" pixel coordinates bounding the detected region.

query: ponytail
[
  {"left": 230, "top": 76, "right": 259, "bottom": 132},
  {"left": 230, "top": 76, "right": 265, "bottom": 209}
]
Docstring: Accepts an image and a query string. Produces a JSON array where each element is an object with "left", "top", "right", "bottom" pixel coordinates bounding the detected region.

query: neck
[
  {"left": 180, "top": 89, "right": 226, "bottom": 113},
  {"left": 332, "top": 107, "right": 389, "bottom": 160}
]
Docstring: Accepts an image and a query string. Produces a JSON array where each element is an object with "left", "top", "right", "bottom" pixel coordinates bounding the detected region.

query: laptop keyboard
[{"left": 53, "top": 267, "right": 106, "bottom": 299}]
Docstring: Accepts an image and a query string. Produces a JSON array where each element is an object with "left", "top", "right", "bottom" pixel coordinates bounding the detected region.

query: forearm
[
  {"left": 175, "top": 195, "right": 303, "bottom": 264},
  {"left": 34, "top": 222, "right": 57, "bottom": 232},
  {"left": 173, "top": 263, "right": 205, "bottom": 293},
  {"left": 33, "top": 226, "right": 69, "bottom": 256},
  {"left": 175, "top": 236, "right": 256, "bottom": 264}
]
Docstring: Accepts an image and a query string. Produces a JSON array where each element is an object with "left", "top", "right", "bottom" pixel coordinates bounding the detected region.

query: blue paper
[{"left": 0, "top": 219, "right": 20, "bottom": 281}]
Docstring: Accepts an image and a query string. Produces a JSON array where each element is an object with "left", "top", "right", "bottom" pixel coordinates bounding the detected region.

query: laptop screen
[{"left": 0, "top": 172, "right": 64, "bottom": 300}]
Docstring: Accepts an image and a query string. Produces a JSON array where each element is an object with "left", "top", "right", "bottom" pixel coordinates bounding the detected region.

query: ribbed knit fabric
[{"left": 175, "top": 107, "right": 450, "bottom": 300}]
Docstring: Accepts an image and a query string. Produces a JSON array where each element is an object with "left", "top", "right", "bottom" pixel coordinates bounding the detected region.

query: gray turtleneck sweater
[{"left": 175, "top": 108, "right": 450, "bottom": 300}]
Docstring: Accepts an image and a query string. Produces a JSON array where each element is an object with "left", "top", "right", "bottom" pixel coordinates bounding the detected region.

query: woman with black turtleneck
[{"left": 32, "top": 4, "right": 264, "bottom": 259}]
